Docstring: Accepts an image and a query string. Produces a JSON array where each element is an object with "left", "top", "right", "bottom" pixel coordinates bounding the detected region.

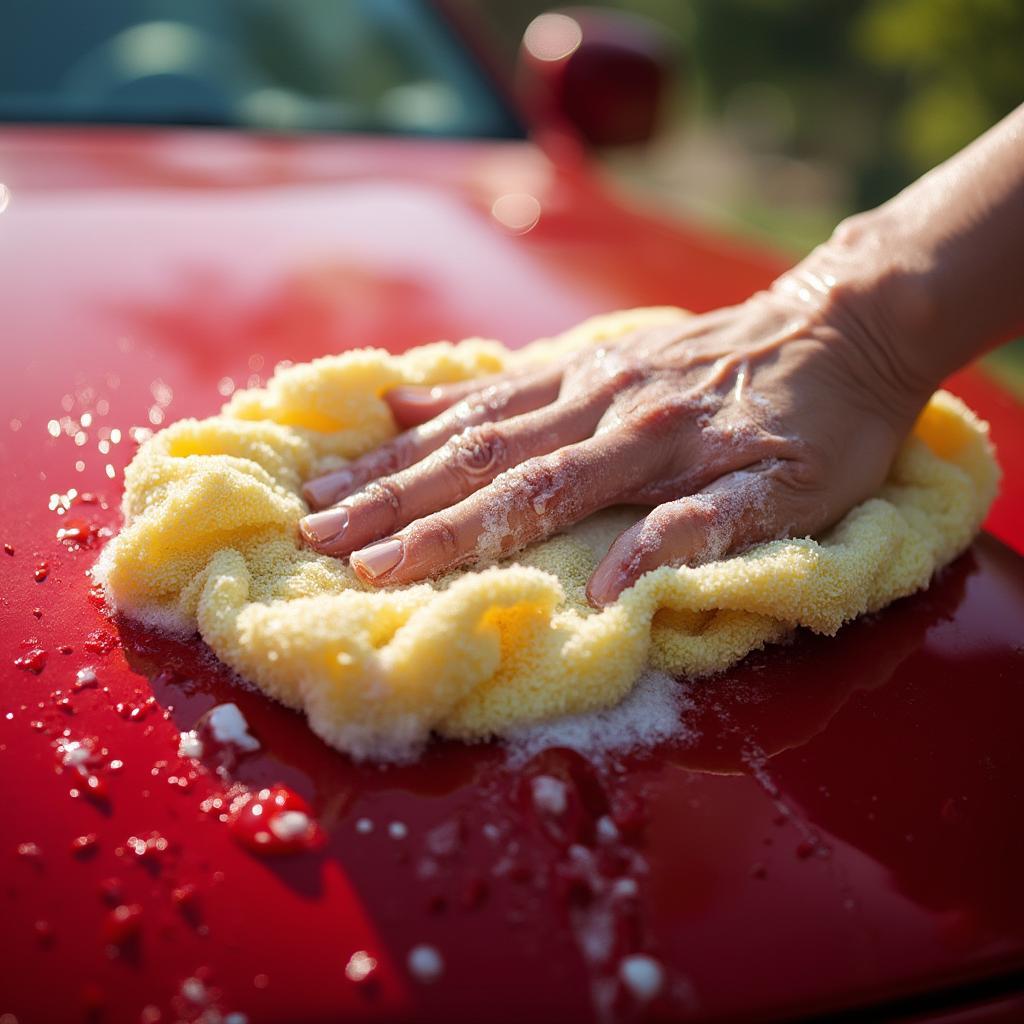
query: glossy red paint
[{"left": 1, "top": 126, "right": 1023, "bottom": 1024}]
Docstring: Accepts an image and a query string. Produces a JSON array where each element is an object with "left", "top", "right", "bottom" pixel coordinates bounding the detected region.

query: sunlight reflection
[
  {"left": 523, "top": 13, "right": 583, "bottom": 63},
  {"left": 491, "top": 192, "right": 542, "bottom": 234}
]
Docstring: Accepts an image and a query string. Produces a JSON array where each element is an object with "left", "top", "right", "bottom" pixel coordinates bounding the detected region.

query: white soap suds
[
  {"left": 268, "top": 810, "right": 311, "bottom": 842},
  {"left": 407, "top": 944, "right": 444, "bottom": 983},
  {"left": 205, "top": 703, "right": 260, "bottom": 752},
  {"left": 180, "top": 977, "right": 209, "bottom": 1005},
  {"left": 355, "top": 817, "right": 374, "bottom": 835},
  {"left": 611, "top": 877, "right": 639, "bottom": 899},
  {"left": 57, "top": 739, "right": 91, "bottom": 768},
  {"left": 177, "top": 730, "right": 204, "bottom": 759},
  {"left": 619, "top": 954, "right": 664, "bottom": 1001},
  {"left": 388, "top": 821, "right": 408, "bottom": 840},
  {"left": 344, "top": 950, "right": 377, "bottom": 983},
  {"left": 425, "top": 820, "right": 461, "bottom": 857},
  {"left": 531, "top": 775, "right": 568, "bottom": 816},
  {"left": 503, "top": 670, "right": 695, "bottom": 767}
]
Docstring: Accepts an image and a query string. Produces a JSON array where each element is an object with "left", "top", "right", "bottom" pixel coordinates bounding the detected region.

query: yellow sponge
[{"left": 95, "top": 309, "right": 1000, "bottom": 760}]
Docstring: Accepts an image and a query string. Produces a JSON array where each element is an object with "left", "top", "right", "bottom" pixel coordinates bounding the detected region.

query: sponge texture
[{"left": 96, "top": 308, "right": 1000, "bottom": 760}]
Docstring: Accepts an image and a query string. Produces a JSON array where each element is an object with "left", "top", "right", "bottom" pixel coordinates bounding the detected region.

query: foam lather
[{"left": 96, "top": 309, "right": 1000, "bottom": 761}]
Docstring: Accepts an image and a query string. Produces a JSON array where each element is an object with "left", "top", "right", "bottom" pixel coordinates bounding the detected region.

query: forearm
[{"left": 779, "top": 102, "right": 1024, "bottom": 395}]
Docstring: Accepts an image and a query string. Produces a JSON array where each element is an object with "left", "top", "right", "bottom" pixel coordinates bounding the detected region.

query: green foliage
[{"left": 856, "top": 0, "right": 1024, "bottom": 170}]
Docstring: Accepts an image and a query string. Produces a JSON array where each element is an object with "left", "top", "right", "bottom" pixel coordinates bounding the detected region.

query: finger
[
  {"left": 385, "top": 374, "right": 509, "bottom": 430},
  {"left": 349, "top": 432, "right": 658, "bottom": 586},
  {"left": 301, "top": 396, "right": 608, "bottom": 557},
  {"left": 302, "top": 370, "right": 562, "bottom": 510},
  {"left": 586, "top": 462, "right": 813, "bottom": 607}
]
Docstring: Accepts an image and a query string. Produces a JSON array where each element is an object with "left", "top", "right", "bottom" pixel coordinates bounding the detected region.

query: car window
[{"left": 0, "top": 0, "right": 523, "bottom": 139}]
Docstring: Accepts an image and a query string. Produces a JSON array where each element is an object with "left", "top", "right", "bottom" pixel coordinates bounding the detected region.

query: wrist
[{"left": 772, "top": 208, "right": 945, "bottom": 408}]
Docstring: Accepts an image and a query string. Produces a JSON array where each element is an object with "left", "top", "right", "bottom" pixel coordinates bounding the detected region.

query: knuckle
[
  {"left": 365, "top": 440, "right": 408, "bottom": 479},
  {"left": 832, "top": 211, "right": 872, "bottom": 249},
  {"left": 601, "top": 364, "right": 644, "bottom": 393},
  {"left": 501, "top": 451, "right": 588, "bottom": 524},
  {"left": 670, "top": 495, "right": 722, "bottom": 537},
  {"left": 630, "top": 399, "right": 683, "bottom": 436},
  {"left": 361, "top": 478, "right": 403, "bottom": 523},
  {"left": 512, "top": 453, "right": 562, "bottom": 501},
  {"left": 477, "top": 381, "right": 516, "bottom": 415},
  {"left": 408, "top": 514, "right": 459, "bottom": 563},
  {"left": 444, "top": 424, "right": 507, "bottom": 481},
  {"left": 769, "top": 450, "right": 825, "bottom": 493}
]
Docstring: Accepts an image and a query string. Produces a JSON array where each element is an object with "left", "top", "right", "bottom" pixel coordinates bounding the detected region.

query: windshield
[{"left": 0, "top": 0, "right": 523, "bottom": 139}]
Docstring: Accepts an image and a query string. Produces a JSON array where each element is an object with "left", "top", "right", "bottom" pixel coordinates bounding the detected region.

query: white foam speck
[
  {"left": 612, "top": 877, "right": 638, "bottom": 899},
  {"left": 177, "top": 730, "right": 204, "bottom": 759},
  {"left": 388, "top": 821, "right": 408, "bottom": 840},
  {"left": 206, "top": 703, "right": 260, "bottom": 752},
  {"left": 180, "top": 977, "right": 208, "bottom": 1005},
  {"left": 268, "top": 810, "right": 311, "bottom": 842},
  {"left": 407, "top": 944, "right": 444, "bottom": 983},
  {"left": 503, "top": 670, "right": 695, "bottom": 767},
  {"left": 355, "top": 817, "right": 374, "bottom": 835},
  {"left": 619, "top": 954, "right": 664, "bottom": 1001},
  {"left": 531, "top": 775, "right": 568, "bottom": 815}
]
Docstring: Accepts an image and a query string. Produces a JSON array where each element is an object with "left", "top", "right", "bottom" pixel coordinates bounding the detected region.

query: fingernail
[
  {"left": 389, "top": 386, "right": 438, "bottom": 406},
  {"left": 300, "top": 507, "right": 349, "bottom": 546},
  {"left": 586, "top": 565, "right": 626, "bottom": 608},
  {"left": 303, "top": 472, "right": 352, "bottom": 509},
  {"left": 351, "top": 538, "right": 404, "bottom": 580}
]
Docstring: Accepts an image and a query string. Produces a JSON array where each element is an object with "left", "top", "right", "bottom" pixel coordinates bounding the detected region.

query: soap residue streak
[{"left": 504, "top": 670, "right": 695, "bottom": 767}]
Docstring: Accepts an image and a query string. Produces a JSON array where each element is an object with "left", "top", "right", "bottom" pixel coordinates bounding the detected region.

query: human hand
[{"left": 299, "top": 283, "right": 934, "bottom": 607}]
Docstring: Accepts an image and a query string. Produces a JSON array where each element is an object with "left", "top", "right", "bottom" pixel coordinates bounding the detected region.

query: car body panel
[{"left": 1, "top": 127, "right": 1023, "bottom": 1024}]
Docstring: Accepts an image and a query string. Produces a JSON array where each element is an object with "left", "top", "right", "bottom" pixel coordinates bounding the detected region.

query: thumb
[{"left": 586, "top": 465, "right": 811, "bottom": 607}]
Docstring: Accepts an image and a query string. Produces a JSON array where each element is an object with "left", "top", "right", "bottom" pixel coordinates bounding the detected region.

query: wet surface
[
  {"left": 4, "top": 477, "right": 1024, "bottom": 1024},
  {"left": 2, "top": 126, "right": 1023, "bottom": 1023}
]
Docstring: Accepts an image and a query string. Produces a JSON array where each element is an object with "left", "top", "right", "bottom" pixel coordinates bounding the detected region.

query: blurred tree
[
  {"left": 855, "top": 0, "right": 1024, "bottom": 175},
  {"left": 464, "top": 0, "right": 1024, "bottom": 221}
]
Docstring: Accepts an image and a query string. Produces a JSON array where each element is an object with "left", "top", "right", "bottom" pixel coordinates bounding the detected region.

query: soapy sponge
[{"left": 96, "top": 308, "right": 999, "bottom": 760}]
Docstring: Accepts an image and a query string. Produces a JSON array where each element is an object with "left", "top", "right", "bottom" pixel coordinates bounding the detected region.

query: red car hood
[{"left": 2, "top": 127, "right": 1023, "bottom": 1024}]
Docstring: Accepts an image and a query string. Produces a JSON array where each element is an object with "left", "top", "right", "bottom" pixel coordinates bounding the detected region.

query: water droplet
[
  {"left": 125, "top": 831, "right": 170, "bottom": 862},
  {"left": 14, "top": 648, "right": 47, "bottom": 674},
  {"left": 228, "top": 786, "right": 324, "bottom": 856},
  {"left": 74, "top": 667, "right": 98, "bottom": 690},
  {"left": 103, "top": 903, "right": 143, "bottom": 947},
  {"left": 70, "top": 833, "right": 98, "bottom": 858},
  {"left": 83, "top": 628, "right": 117, "bottom": 655}
]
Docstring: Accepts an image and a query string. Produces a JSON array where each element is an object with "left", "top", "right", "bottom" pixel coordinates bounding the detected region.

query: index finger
[
  {"left": 303, "top": 369, "right": 562, "bottom": 510},
  {"left": 349, "top": 432, "right": 656, "bottom": 586}
]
